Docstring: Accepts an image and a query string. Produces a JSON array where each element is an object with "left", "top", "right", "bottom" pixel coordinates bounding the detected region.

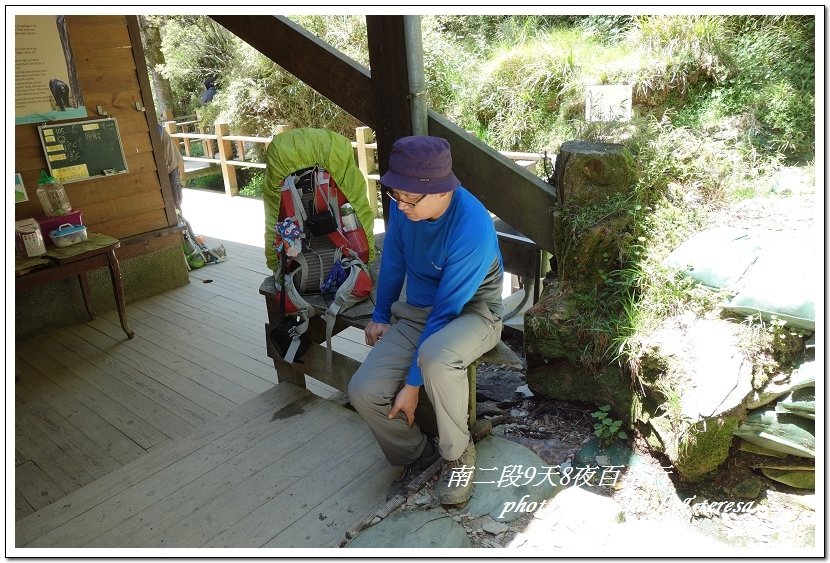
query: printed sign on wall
[{"left": 15, "top": 15, "right": 86, "bottom": 125}]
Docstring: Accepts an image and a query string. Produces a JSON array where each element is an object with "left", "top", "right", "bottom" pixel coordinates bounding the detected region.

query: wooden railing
[{"left": 163, "top": 119, "right": 547, "bottom": 217}]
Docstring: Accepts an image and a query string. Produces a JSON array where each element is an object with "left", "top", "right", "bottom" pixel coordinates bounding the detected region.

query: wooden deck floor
[{"left": 14, "top": 232, "right": 387, "bottom": 548}]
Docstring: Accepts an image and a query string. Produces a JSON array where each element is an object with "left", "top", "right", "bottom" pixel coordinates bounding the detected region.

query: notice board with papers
[{"left": 38, "top": 117, "right": 128, "bottom": 183}]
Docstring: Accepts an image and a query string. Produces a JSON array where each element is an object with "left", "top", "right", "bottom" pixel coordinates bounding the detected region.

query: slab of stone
[
  {"left": 477, "top": 400, "right": 506, "bottom": 417},
  {"left": 506, "top": 486, "right": 624, "bottom": 550},
  {"left": 346, "top": 509, "right": 471, "bottom": 548},
  {"left": 482, "top": 520, "right": 509, "bottom": 535},
  {"left": 465, "top": 436, "right": 559, "bottom": 522},
  {"left": 574, "top": 436, "right": 633, "bottom": 469},
  {"left": 492, "top": 426, "right": 575, "bottom": 466},
  {"left": 477, "top": 369, "right": 525, "bottom": 403}
]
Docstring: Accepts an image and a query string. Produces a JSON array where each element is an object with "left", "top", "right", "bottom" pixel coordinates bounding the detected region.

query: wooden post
[
  {"left": 235, "top": 140, "right": 246, "bottom": 161},
  {"left": 181, "top": 122, "right": 193, "bottom": 157},
  {"left": 215, "top": 122, "right": 238, "bottom": 196},
  {"left": 367, "top": 16, "right": 414, "bottom": 224},
  {"left": 355, "top": 126, "right": 379, "bottom": 217},
  {"left": 200, "top": 123, "right": 212, "bottom": 159}
]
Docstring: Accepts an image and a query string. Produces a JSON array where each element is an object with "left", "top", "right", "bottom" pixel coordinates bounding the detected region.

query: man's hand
[
  {"left": 365, "top": 321, "right": 390, "bottom": 346},
  {"left": 388, "top": 384, "right": 420, "bottom": 427}
]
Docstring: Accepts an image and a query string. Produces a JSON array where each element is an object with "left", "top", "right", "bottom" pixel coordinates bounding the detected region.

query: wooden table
[{"left": 15, "top": 232, "right": 134, "bottom": 339}]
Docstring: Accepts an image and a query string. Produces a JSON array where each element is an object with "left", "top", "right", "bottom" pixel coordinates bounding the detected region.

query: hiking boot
[
  {"left": 434, "top": 440, "right": 476, "bottom": 506},
  {"left": 387, "top": 435, "right": 440, "bottom": 500}
]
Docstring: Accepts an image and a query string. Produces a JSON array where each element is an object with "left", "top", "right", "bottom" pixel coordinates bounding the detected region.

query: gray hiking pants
[{"left": 348, "top": 300, "right": 502, "bottom": 466}]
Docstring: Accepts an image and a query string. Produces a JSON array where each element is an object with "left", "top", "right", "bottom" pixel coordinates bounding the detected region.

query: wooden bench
[{"left": 258, "top": 275, "right": 522, "bottom": 426}]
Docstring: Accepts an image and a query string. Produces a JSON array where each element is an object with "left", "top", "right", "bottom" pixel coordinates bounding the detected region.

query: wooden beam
[
  {"left": 366, "top": 15, "right": 414, "bottom": 221},
  {"left": 428, "top": 111, "right": 557, "bottom": 254},
  {"left": 126, "top": 15, "right": 178, "bottom": 228},
  {"left": 210, "top": 15, "right": 375, "bottom": 126},
  {"left": 208, "top": 15, "right": 557, "bottom": 254}
]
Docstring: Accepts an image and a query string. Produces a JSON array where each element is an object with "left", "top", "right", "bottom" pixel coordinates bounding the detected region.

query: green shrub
[{"left": 238, "top": 170, "right": 267, "bottom": 198}]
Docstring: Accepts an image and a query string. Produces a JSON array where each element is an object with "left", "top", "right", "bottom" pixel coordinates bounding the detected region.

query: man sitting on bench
[{"left": 348, "top": 135, "right": 504, "bottom": 505}]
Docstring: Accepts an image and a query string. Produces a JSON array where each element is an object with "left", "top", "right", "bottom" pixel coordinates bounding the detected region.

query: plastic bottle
[
  {"left": 339, "top": 203, "right": 369, "bottom": 262},
  {"left": 36, "top": 170, "right": 72, "bottom": 217},
  {"left": 339, "top": 203, "right": 358, "bottom": 232}
]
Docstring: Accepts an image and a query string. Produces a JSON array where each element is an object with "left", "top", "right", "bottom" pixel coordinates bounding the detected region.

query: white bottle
[{"left": 340, "top": 203, "right": 358, "bottom": 232}]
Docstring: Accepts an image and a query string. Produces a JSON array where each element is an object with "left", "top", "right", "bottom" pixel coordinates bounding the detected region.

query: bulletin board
[{"left": 38, "top": 117, "right": 128, "bottom": 183}]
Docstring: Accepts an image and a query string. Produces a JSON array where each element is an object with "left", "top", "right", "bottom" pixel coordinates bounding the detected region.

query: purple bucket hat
[{"left": 380, "top": 136, "right": 461, "bottom": 194}]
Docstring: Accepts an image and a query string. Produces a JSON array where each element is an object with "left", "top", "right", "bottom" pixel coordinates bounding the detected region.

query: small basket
[{"left": 49, "top": 223, "right": 88, "bottom": 247}]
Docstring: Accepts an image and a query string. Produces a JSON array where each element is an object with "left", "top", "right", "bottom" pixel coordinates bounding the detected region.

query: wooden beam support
[
  {"left": 126, "top": 15, "right": 179, "bottom": 228},
  {"left": 366, "top": 15, "right": 415, "bottom": 221},
  {"left": 428, "top": 111, "right": 557, "bottom": 254},
  {"left": 210, "top": 15, "right": 375, "bottom": 126},
  {"left": 209, "top": 15, "right": 557, "bottom": 254}
]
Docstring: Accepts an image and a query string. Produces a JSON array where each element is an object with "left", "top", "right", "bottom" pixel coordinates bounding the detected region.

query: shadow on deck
[
  {"left": 16, "top": 382, "right": 394, "bottom": 548},
  {"left": 14, "top": 227, "right": 393, "bottom": 549}
]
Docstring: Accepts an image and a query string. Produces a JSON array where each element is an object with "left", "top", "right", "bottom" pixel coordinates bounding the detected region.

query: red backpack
[{"left": 271, "top": 165, "right": 372, "bottom": 366}]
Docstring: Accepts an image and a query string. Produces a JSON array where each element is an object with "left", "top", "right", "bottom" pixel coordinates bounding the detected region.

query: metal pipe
[{"left": 403, "top": 15, "right": 428, "bottom": 136}]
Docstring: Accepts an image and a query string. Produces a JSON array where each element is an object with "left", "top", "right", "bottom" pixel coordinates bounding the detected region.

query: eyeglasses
[{"left": 386, "top": 189, "right": 428, "bottom": 208}]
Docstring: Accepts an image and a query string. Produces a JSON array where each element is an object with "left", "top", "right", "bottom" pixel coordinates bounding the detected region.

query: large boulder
[{"left": 637, "top": 316, "right": 754, "bottom": 481}]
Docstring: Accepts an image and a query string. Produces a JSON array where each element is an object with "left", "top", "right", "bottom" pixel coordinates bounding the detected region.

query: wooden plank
[
  {"left": 71, "top": 45, "right": 137, "bottom": 72},
  {"left": 91, "top": 399, "right": 364, "bottom": 547},
  {"left": 157, "top": 284, "right": 269, "bottom": 333},
  {"left": 16, "top": 383, "right": 308, "bottom": 546},
  {"left": 67, "top": 14, "right": 126, "bottom": 27},
  {"left": 331, "top": 334, "right": 371, "bottom": 363},
  {"left": 19, "top": 385, "right": 314, "bottom": 547},
  {"left": 16, "top": 401, "right": 123, "bottom": 480},
  {"left": 76, "top": 68, "right": 141, "bottom": 98},
  {"left": 266, "top": 457, "right": 396, "bottom": 548},
  {"left": 16, "top": 490, "right": 36, "bottom": 522},
  {"left": 16, "top": 461, "right": 66, "bottom": 513},
  {"left": 127, "top": 13, "right": 179, "bottom": 227},
  {"left": 64, "top": 23, "right": 131, "bottom": 48},
  {"left": 126, "top": 300, "right": 275, "bottom": 380},
  {"left": 145, "top": 292, "right": 264, "bottom": 349},
  {"left": 92, "top": 310, "right": 272, "bottom": 395},
  {"left": 16, "top": 359, "right": 147, "bottom": 465},
  {"left": 61, "top": 322, "right": 239, "bottom": 417},
  {"left": 90, "top": 209, "right": 170, "bottom": 241},
  {"left": 203, "top": 438, "right": 387, "bottom": 547},
  {"left": 79, "top": 313, "right": 260, "bottom": 403},
  {"left": 265, "top": 329, "right": 361, "bottom": 393},
  {"left": 17, "top": 337, "right": 176, "bottom": 449},
  {"left": 14, "top": 413, "right": 96, "bottom": 495}
]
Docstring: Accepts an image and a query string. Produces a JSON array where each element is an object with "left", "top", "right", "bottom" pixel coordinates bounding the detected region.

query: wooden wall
[{"left": 14, "top": 15, "right": 177, "bottom": 243}]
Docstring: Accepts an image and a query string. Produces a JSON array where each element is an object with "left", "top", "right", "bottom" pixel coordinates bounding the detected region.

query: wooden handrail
[{"left": 164, "top": 119, "right": 549, "bottom": 217}]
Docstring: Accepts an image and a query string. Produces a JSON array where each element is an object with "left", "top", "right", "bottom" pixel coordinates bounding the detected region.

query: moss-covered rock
[
  {"left": 555, "top": 141, "right": 636, "bottom": 209},
  {"left": 525, "top": 357, "right": 635, "bottom": 425},
  {"left": 650, "top": 413, "right": 741, "bottom": 482}
]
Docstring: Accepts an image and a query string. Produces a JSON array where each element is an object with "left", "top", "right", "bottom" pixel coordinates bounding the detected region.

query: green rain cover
[{"left": 263, "top": 128, "right": 376, "bottom": 272}]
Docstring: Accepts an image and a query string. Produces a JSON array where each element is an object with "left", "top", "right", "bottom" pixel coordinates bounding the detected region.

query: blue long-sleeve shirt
[{"left": 372, "top": 187, "right": 504, "bottom": 386}]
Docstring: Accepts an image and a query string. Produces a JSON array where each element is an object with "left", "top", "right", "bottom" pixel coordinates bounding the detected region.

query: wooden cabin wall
[
  {"left": 15, "top": 15, "right": 189, "bottom": 338},
  {"left": 14, "top": 15, "right": 176, "bottom": 243}
]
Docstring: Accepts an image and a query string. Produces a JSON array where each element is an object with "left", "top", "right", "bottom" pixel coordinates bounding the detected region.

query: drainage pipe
[{"left": 403, "top": 16, "right": 428, "bottom": 136}]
